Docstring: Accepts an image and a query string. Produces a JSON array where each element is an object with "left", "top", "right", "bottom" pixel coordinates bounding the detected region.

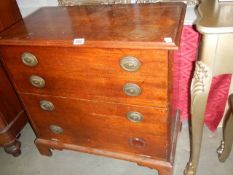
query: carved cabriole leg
[
  {"left": 184, "top": 61, "right": 212, "bottom": 175},
  {"left": 217, "top": 94, "right": 233, "bottom": 162},
  {"left": 3, "top": 139, "right": 21, "bottom": 157}
]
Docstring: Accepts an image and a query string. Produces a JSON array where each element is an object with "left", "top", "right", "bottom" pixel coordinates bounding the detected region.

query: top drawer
[{"left": 0, "top": 46, "right": 169, "bottom": 107}]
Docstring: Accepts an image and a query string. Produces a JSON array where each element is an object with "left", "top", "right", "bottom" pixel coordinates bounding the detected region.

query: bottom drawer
[{"left": 20, "top": 93, "right": 169, "bottom": 159}]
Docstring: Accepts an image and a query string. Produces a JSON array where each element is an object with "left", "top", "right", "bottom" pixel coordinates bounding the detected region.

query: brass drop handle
[
  {"left": 49, "top": 125, "right": 63, "bottom": 134},
  {"left": 40, "top": 100, "right": 55, "bottom": 111},
  {"left": 21, "top": 52, "right": 38, "bottom": 67},
  {"left": 123, "top": 83, "right": 141, "bottom": 96},
  {"left": 127, "top": 111, "right": 144, "bottom": 123},
  {"left": 120, "top": 56, "right": 141, "bottom": 72},
  {"left": 30, "top": 75, "right": 45, "bottom": 88}
]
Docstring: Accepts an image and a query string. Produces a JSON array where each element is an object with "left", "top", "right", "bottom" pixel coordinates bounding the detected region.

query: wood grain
[
  {"left": 0, "top": 64, "right": 22, "bottom": 128},
  {"left": 0, "top": 3, "right": 186, "bottom": 49},
  {"left": 1, "top": 46, "right": 168, "bottom": 107},
  {"left": 0, "top": 0, "right": 21, "bottom": 32},
  {"left": 0, "top": 2, "right": 186, "bottom": 173},
  {"left": 0, "top": 64, "right": 27, "bottom": 156},
  {"left": 21, "top": 93, "right": 168, "bottom": 159},
  {"left": 0, "top": 0, "right": 27, "bottom": 157}
]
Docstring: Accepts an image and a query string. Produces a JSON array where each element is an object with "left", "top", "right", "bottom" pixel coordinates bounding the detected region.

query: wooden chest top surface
[{"left": 0, "top": 3, "right": 185, "bottom": 49}]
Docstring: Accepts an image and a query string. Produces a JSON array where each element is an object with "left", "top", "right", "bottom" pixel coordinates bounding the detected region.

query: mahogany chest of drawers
[
  {"left": 0, "top": 3, "right": 185, "bottom": 175},
  {"left": 0, "top": 0, "right": 28, "bottom": 157},
  {"left": 0, "top": 0, "right": 21, "bottom": 32},
  {"left": 0, "top": 64, "right": 27, "bottom": 156}
]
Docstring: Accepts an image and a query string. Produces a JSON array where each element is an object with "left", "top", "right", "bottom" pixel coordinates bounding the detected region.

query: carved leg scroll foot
[
  {"left": 184, "top": 162, "right": 196, "bottom": 175},
  {"left": 217, "top": 94, "right": 233, "bottom": 162},
  {"left": 184, "top": 61, "right": 212, "bottom": 175},
  {"left": 35, "top": 139, "right": 52, "bottom": 156},
  {"left": 4, "top": 140, "right": 21, "bottom": 157}
]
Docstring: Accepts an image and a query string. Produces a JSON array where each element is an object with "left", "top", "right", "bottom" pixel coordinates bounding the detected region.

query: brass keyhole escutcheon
[
  {"left": 123, "top": 83, "right": 141, "bottom": 96},
  {"left": 127, "top": 111, "right": 143, "bottom": 123},
  {"left": 49, "top": 125, "right": 63, "bottom": 134},
  {"left": 21, "top": 52, "right": 38, "bottom": 67},
  {"left": 120, "top": 56, "right": 141, "bottom": 72},
  {"left": 40, "top": 100, "right": 55, "bottom": 111},
  {"left": 129, "top": 137, "right": 146, "bottom": 148},
  {"left": 29, "top": 75, "right": 45, "bottom": 88}
]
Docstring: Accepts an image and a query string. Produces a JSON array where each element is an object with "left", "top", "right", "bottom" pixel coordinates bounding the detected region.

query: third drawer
[{"left": 20, "top": 93, "right": 169, "bottom": 158}]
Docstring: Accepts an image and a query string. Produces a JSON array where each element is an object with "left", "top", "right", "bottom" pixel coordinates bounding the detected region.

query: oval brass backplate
[
  {"left": 123, "top": 83, "right": 141, "bottom": 96},
  {"left": 29, "top": 75, "right": 45, "bottom": 88},
  {"left": 126, "top": 111, "right": 144, "bottom": 123},
  {"left": 49, "top": 125, "right": 63, "bottom": 134},
  {"left": 40, "top": 100, "right": 55, "bottom": 111},
  {"left": 21, "top": 52, "right": 38, "bottom": 67},
  {"left": 120, "top": 56, "right": 141, "bottom": 72}
]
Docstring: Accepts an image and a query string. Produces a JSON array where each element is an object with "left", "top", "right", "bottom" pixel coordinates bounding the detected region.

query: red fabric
[
  {"left": 205, "top": 75, "right": 231, "bottom": 131},
  {"left": 173, "top": 25, "right": 200, "bottom": 120},
  {"left": 173, "top": 25, "right": 232, "bottom": 131}
]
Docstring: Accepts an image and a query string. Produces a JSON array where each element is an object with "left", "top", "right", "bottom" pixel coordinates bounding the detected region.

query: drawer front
[
  {"left": 1, "top": 46, "right": 168, "bottom": 107},
  {"left": 20, "top": 94, "right": 168, "bottom": 159}
]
